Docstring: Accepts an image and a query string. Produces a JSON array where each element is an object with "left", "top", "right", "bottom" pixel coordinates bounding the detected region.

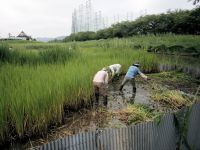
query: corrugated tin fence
[
  {"left": 159, "top": 64, "right": 200, "bottom": 78},
  {"left": 39, "top": 103, "right": 200, "bottom": 150}
]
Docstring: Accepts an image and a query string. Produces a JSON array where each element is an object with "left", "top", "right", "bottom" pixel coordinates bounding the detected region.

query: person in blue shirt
[{"left": 119, "top": 62, "right": 149, "bottom": 103}]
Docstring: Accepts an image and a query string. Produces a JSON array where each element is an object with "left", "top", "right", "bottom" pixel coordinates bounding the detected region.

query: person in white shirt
[
  {"left": 93, "top": 69, "right": 109, "bottom": 106},
  {"left": 109, "top": 64, "right": 121, "bottom": 77},
  {"left": 102, "top": 64, "right": 122, "bottom": 81}
]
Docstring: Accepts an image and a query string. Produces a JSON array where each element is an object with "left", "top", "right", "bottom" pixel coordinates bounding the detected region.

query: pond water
[
  {"left": 156, "top": 54, "right": 200, "bottom": 78},
  {"left": 107, "top": 77, "right": 151, "bottom": 112}
]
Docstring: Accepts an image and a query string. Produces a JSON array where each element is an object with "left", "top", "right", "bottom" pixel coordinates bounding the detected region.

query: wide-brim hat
[
  {"left": 102, "top": 67, "right": 107, "bottom": 71},
  {"left": 132, "top": 63, "right": 140, "bottom": 67}
]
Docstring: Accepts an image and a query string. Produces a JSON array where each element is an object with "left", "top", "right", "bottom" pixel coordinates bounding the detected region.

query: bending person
[
  {"left": 102, "top": 64, "right": 122, "bottom": 81},
  {"left": 109, "top": 64, "right": 121, "bottom": 77},
  {"left": 119, "top": 62, "right": 149, "bottom": 103},
  {"left": 93, "top": 69, "right": 109, "bottom": 106}
]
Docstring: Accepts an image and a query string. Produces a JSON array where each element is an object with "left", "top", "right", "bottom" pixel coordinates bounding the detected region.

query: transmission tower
[
  {"left": 71, "top": 9, "right": 78, "bottom": 33},
  {"left": 71, "top": 0, "right": 138, "bottom": 33}
]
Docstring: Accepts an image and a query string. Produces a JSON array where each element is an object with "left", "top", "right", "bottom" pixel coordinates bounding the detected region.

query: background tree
[
  {"left": 63, "top": 7, "right": 200, "bottom": 42},
  {"left": 189, "top": 0, "right": 200, "bottom": 5}
]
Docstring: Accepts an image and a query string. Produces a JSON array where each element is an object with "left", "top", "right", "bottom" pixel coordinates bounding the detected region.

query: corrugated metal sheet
[
  {"left": 39, "top": 103, "right": 200, "bottom": 150},
  {"left": 153, "top": 114, "right": 176, "bottom": 150},
  {"left": 158, "top": 64, "right": 200, "bottom": 78},
  {"left": 182, "top": 103, "right": 200, "bottom": 150}
]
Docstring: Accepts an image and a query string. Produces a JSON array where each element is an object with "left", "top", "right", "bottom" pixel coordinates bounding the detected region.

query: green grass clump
[
  {"left": 147, "top": 44, "right": 200, "bottom": 57},
  {"left": 0, "top": 43, "right": 76, "bottom": 65},
  {"left": 150, "top": 71, "right": 200, "bottom": 84},
  {"left": 39, "top": 46, "right": 76, "bottom": 64},
  {"left": 0, "top": 43, "right": 11, "bottom": 62}
]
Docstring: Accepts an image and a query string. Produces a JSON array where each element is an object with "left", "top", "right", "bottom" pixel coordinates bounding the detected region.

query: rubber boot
[
  {"left": 130, "top": 87, "right": 136, "bottom": 104},
  {"left": 133, "top": 87, "right": 136, "bottom": 93},
  {"left": 95, "top": 93, "right": 99, "bottom": 106},
  {"left": 119, "top": 85, "right": 123, "bottom": 91},
  {"left": 103, "top": 96, "right": 108, "bottom": 106}
]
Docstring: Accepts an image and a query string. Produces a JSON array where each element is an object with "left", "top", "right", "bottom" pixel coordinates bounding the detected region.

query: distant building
[
  {"left": 0, "top": 31, "right": 33, "bottom": 41},
  {"left": 17, "top": 31, "right": 32, "bottom": 40}
]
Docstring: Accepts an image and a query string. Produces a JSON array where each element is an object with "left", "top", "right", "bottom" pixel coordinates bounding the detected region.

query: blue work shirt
[{"left": 125, "top": 66, "right": 141, "bottom": 78}]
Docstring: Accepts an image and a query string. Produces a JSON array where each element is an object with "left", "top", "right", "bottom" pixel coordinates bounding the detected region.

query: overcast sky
[{"left": 0, "top": 0, "right": 195, "bottom": 38}]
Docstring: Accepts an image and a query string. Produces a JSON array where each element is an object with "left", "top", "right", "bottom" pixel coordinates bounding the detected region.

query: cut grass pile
[
  {"left": 146, "top": 71, "right": 200, "bottom": 109},
  {"left": 113, "top": 104, "right": 160, "bottom": 125},
  {"left": 151, "top": 84, "right": 193, "bottom": 109}
]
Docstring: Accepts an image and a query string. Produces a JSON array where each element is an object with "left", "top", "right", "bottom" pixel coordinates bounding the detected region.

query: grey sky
[{"left": 0, "top": 0, "right": 195, "bottom": 38}]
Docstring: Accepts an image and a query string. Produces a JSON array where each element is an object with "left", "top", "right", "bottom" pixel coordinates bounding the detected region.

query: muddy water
[
  {"left": 134, "top": 84, "right": 151, "bottom": 104},
  {"left": 105, "top": 77, "right": 153, "bottom": 128},
  {"left": 107, "top": 77, "right": 151, "bottom": 112}
]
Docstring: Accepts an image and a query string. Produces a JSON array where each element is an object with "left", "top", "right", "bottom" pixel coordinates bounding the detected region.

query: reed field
[{"left": 0, "top": 34, "right": 200, "bottom": 144}]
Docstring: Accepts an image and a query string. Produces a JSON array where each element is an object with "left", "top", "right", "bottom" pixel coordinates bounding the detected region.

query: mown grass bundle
[
  {"left": 113, "top": 104, "right": 160, "bottom": 125},
  {"left": 150, "top": 83, "right": 193, "bottom": 109}
]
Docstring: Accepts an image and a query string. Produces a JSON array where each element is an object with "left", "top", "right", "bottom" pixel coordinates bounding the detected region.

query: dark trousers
[
  {"left": 93, "top": 82, "right": 108, "bottom": 106},
  {"left": 120, "top": 77, "right": 136, "bottom": 103}
]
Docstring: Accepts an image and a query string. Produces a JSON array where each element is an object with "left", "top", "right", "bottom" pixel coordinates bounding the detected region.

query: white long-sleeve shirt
[
  {"left": 93, "top": 70, "right": 109, "bottom": 84},
  {"left": 109, "top": 64, "right": 121, "bottom": 77}
]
